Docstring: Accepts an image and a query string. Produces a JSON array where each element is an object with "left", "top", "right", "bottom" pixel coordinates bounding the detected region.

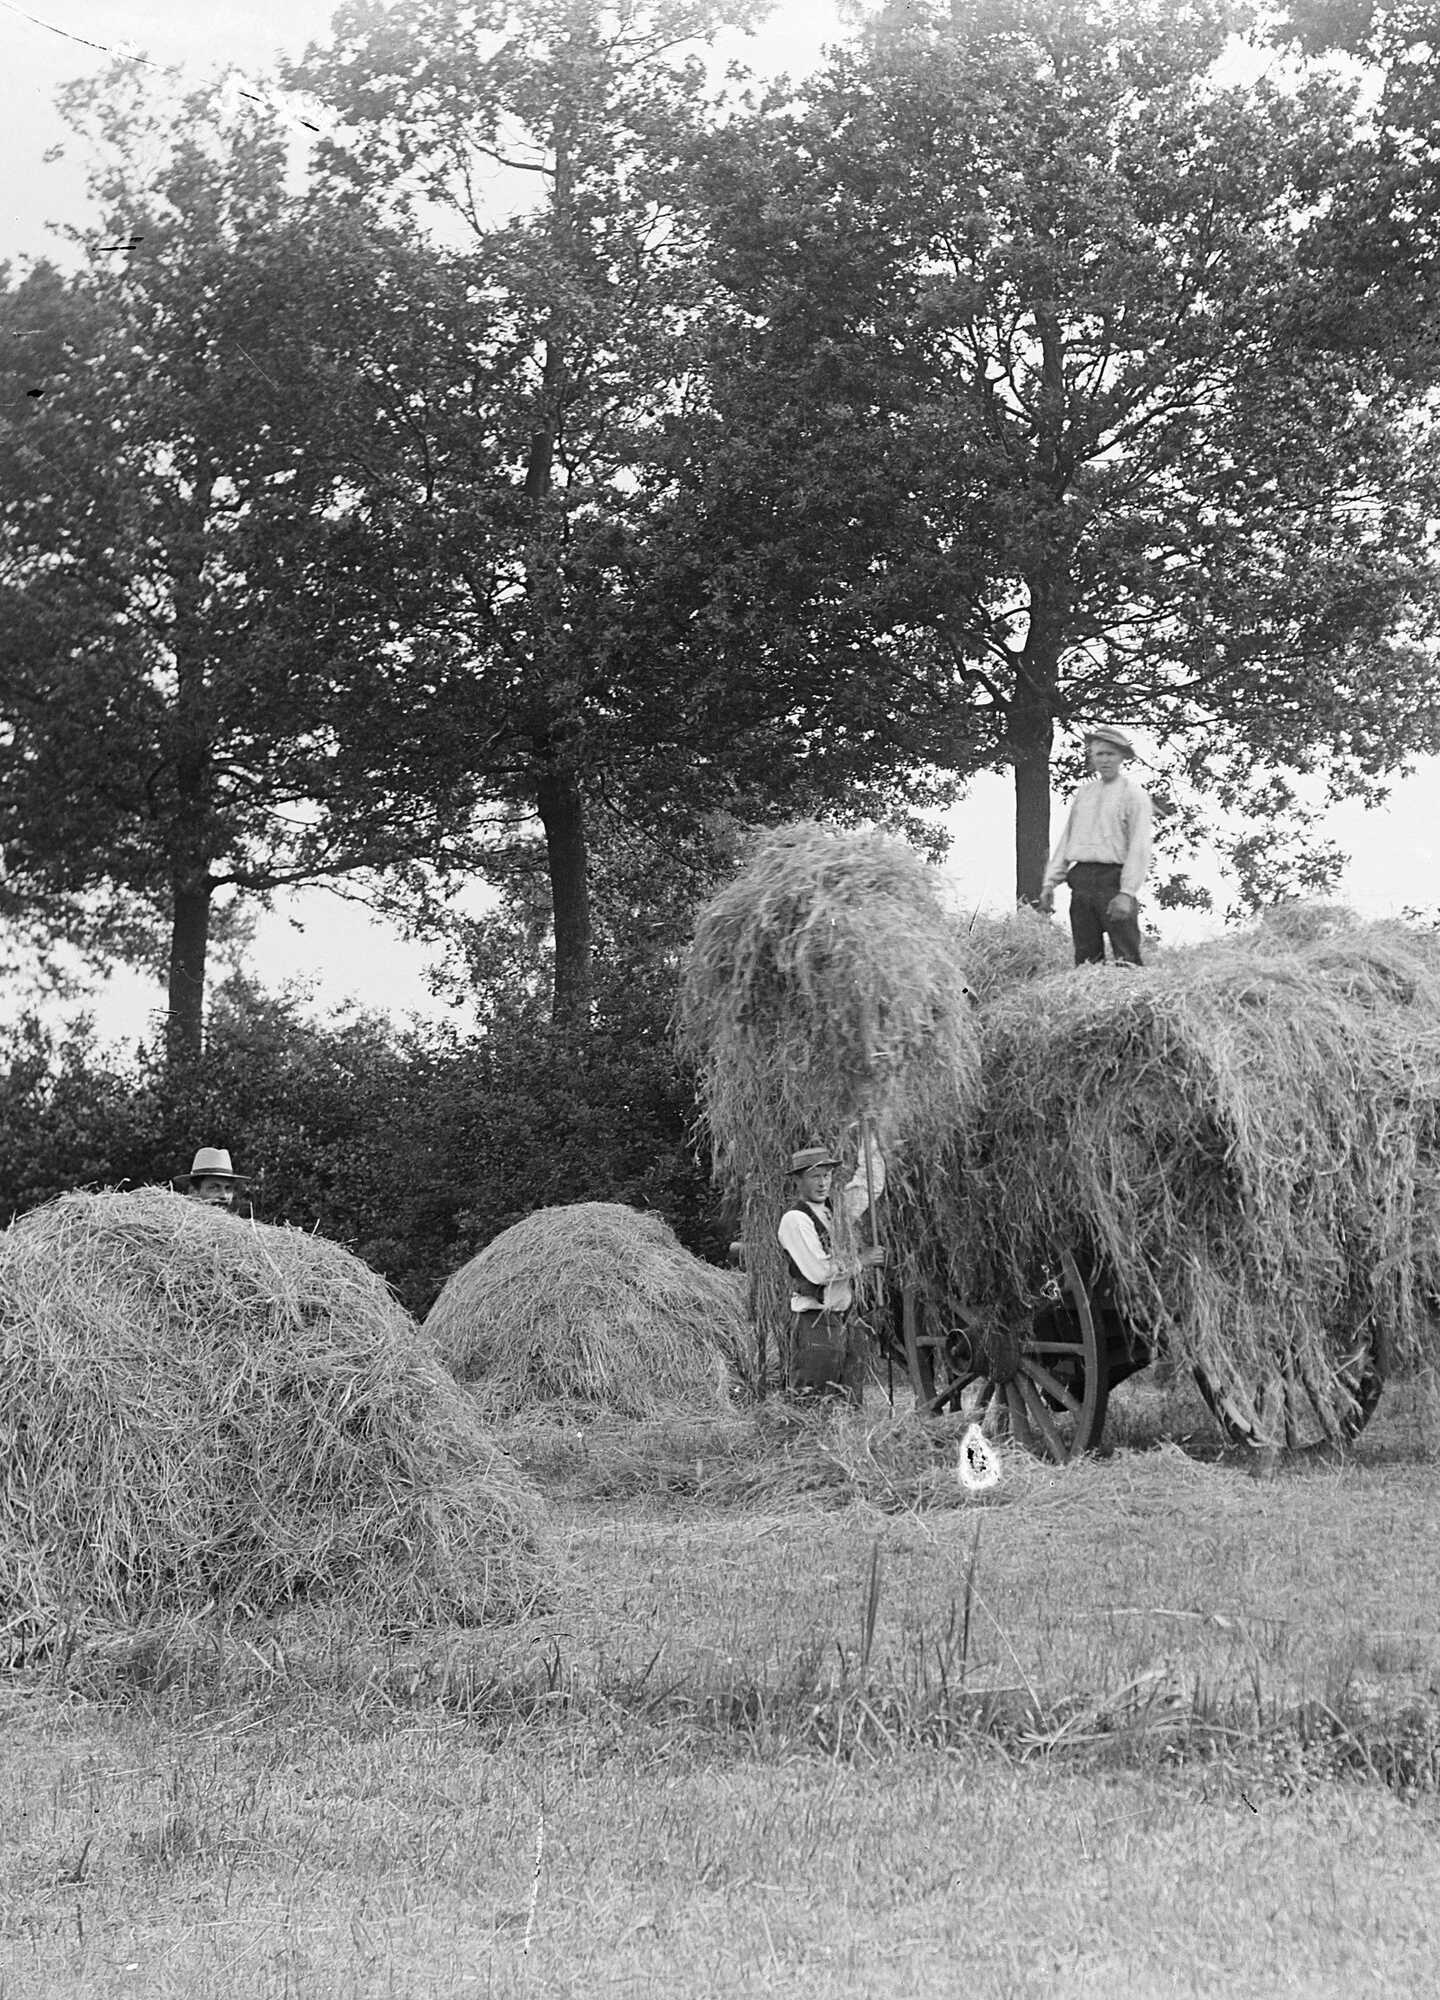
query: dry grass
[
  {"left": 424, "top": 1201, "right": 745, "bottom": 1418},
  {"left": 4, "top": 1391, "right": 1438, "bottom": 1998},
  {"left": 947, "top": 920, "right": 1440, "bottom": 1442},
  {"left": 2, "top": 1371, "right": 1438, "bottom": 1997},
  {"left": 490, "top": 1402, "right": 1058, "bottom": 1512},
  {"left": 0, "top": 1189, "right": 550, "bottom": 1630}
]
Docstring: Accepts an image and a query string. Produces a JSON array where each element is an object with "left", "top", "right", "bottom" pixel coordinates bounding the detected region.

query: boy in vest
[{"left": 777, "top": 1137, "right": 886, "bottom": 1403}]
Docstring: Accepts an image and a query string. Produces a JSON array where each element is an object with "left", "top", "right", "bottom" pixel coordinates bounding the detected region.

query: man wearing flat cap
[
  {"left": 1040, "top": 725, "right": 1154, "bottom": 967},
  {"left": 178, "top": 1146, "right": 249, "bottom": 1214},
  {"left": 777, "top": 1135, "right": 886, "bottom": 1402}
]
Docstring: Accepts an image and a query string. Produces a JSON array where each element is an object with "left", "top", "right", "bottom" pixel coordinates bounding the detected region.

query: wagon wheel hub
[{"left": 981, "top": 1324, "right": 1024, "bottom": 1382}]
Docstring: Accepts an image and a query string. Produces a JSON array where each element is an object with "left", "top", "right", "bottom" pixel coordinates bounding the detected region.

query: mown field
[{"left": 3, "top": 1372, "right": 1437, "bottom": 2000}]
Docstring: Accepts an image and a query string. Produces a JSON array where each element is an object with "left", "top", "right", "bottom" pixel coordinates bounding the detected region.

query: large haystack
[
  {"left": 677, "top": 822, "right": 983, "bottom": 1376},
  {"left": 425, "top": 1202, "right": 745, "bottom": 1419},
  {"left": 947, "top": 920, "right": 1440, "bottom": 1435},
  {"left": 0, "top": 1190, "right": 550, "bottom": 1627}
]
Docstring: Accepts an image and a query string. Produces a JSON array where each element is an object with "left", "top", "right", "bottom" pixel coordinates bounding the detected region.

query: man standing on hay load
[
  {"left": 1040, "top": 725, "right": 1154, "bottom": 967},
  {"left": 778, "top": 1138, "right": 886, "bottom": 1403}
]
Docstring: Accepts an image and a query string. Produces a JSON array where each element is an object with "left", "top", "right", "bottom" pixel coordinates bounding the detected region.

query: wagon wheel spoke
[
  {"left": 1020, "top": 1358, "right": 1082, "bottom": 1418},
  {"left": 1016, "top": 1373, "right": 1069, "bottom": 1461},
  {"left": 1003, "top": 1380, "right": 1027, "bottom": 1436},
  {"left": 980, "top": 1382, "right": 1008, "bottom": 1438}
]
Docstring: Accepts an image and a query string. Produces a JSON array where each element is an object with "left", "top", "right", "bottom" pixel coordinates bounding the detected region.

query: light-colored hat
[
  {"left": 185, "top": 1146, "right": 247, "bottom": 1185},
  {"left": 1084, "top": 725, "right": 1136, "bottom": 756},
  {"left": 789, "top": 1145, "right": 840, "bottom": 1174}
]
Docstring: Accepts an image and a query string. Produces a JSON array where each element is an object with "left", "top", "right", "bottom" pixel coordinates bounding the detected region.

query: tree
[
  {"left": 1276, "top": 1, "right": 1440, "bottom": 375},
  {"left": 291, "top": 0, "right": 971, "bottom": 1027},
  {"left": 691, "top": 0, "right": 1440, "bottom": 904},
  {"left": 0, "top": 75, "right": 483, "bottom": 1061}
]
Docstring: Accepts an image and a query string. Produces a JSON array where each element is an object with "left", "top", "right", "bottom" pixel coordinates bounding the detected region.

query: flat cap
[{"left": 789, "top": 1145, "right": 841, "bottom": 1174}]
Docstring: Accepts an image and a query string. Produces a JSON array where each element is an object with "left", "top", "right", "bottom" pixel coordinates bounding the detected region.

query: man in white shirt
[
  {"left": 1040, "top": 726, "right": 1154, "bottom": 966},
  {"left": 776, "top": 1138, "right": 886, "bottom": 1402}
]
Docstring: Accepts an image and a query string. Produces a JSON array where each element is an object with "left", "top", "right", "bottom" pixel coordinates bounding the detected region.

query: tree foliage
[
  {"left": 691, "top": 0, "right": 1440, "bottom": 903},
  {"left": 0, "top": 963, "right": 720, "bottom": 1315},
  {"left": 0, "top": 75, "right": 486, "bottom": 1061},
  {"left": 289, "top": 0, "right": 974, "bottom": 1024}
]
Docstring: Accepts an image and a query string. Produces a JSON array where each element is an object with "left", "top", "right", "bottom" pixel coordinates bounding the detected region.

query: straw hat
[
  {"left": 789, "top": 1145, "right": 840, "bottom": 1174},
  {"left": 184, "top": 1146, "right": 248, "bottom": 1186},
  {"left": 1084, "top": 724, "right": 1136, "bottom": 756}
]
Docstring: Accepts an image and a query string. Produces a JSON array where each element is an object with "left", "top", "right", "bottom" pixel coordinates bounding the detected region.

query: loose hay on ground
[
  {"left": 0, "top": 1190, "right": 550, "bottom": 1629},
  {"left": 494, "top": 1405, "right": 1041, "bottom": 1511},
  {"left": 425, "top": 1202, "right": 745, "bottom": 1418}
]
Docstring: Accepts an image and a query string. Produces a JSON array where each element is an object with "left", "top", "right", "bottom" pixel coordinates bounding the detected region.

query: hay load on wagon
[
  {"left": 941, "top": 919, "right": 1440, "bottom": 1449},
  {"left": 425, "top": 1201, "right": 746, "bottom": 1419},
  {"left": 677, "top": 821, "right": 983, "bottom": 1383},
  {"left": 0, "top": 1190, "right": 550, "bottom": 1628}
]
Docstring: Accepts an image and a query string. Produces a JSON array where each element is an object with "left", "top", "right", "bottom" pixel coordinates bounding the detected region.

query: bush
[{"left": 0, "top": 977, "right": 724, "bottom": 1315}]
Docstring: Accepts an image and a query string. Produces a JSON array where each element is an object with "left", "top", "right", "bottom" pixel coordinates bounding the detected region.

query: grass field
[{"left": 3, "top": 1371, "right": 1437, "bottom": 1998}]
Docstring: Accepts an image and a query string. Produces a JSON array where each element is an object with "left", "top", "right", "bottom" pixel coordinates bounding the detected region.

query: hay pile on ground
[
  {"left": 948, "top": 919, "right": 1440, "bottom": 1437},
  {"left": 0, "top": 1190, "right": 549, "bottom": 1628},
  {"left": 677, "top": 822, "right": 982, "bottom": 1375},
  {"left": 425, "top": 1202, "right": 746, "bottom": 1419}
]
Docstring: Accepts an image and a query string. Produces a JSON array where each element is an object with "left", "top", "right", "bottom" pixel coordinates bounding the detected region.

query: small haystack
[
  {"left": 948, "top": 919, "right": 1440, "bottom": 1437},
  {"left": 425, "top": 1202, "right": 746, "bottom": 1419},
  {"left": 0, "top": 1190, "right": 549, "bottom": 1628},
  {"left": 677, "top": 822, "right": 982, "bottom": 1373}
]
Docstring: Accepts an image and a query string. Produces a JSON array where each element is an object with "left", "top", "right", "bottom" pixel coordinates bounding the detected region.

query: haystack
[
  {"left": 947, "top": 919, "right": 1440, "bottom": 1436},
  {"left": 0, "top": 1190, "right": 549, "bottom": 1627},
  {"left": 677, "top": 822, "right": 983, "bottom": 1379},
  {"left": 425, "top": 1202, "right": 746, "bottom": 1419}
]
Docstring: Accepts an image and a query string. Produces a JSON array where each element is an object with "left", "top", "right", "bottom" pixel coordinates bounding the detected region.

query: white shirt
[
  {"left": 776, "top": 1140, "right": 886, "bottom": 1313},
  {"left": 1042, "top": 773, "right": 1154, "bottom": 897}
]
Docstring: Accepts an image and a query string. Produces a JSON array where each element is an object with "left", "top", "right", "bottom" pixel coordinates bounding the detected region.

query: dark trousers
[
  {"left": 1067, "top": 861, "right": 1143, "bottom": 966},
  {"left": 789, "top": 1309, "right": 865, "bottom": 1405}
]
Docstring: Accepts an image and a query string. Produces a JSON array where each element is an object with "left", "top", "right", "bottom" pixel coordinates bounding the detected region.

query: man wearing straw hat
[
  {"left": 178, "top": 1146, "right": 250, "bottom": 1214},
  {"left": 778, "top": 1136, "right": 886, "bottom": 1403},
  {"left": 1039, "top": 725, "right": 1154, "bottom": 967}
]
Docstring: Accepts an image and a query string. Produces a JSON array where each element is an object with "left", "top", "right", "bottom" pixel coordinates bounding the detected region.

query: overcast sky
[{"left": 2, "top": 0, "right": 1435, "bottom": 1041}]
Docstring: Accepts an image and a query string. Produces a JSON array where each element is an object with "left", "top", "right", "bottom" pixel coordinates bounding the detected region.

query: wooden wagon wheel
[
  {"left": 1193, "top": 1332, "right": 1383, "bottom": 1452},
  {"left": 901, "top": 1247, "right": 1113, "bottom": 1464}
]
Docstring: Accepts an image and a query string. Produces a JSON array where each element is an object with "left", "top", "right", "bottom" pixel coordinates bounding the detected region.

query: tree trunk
[
  {"left": 167, "top": 873, "right": 211, "bottom": 1065},
  {"left": 536, "top": 763, "right": 592, "bottom": 1028},
  {"left": 1012, "top": 716, "right": 1054, "bottom": 906},
  {"left": 1009, "top": 653, "right": 1057, "bottom": 905},
  {"left": 1010, "top": 302, "right": 1068, "bottom": 904},
  {"left": 166, "top": 460, "right": 216, "bottom": 1068}
]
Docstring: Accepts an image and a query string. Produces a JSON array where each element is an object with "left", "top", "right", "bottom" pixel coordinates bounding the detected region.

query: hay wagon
[
  {"left": 876, "top": 1249, "right": 1385, "bottom": 1467},
  {"left": 681, "top": 823, "right": 1429, "bottom": 1469}
]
